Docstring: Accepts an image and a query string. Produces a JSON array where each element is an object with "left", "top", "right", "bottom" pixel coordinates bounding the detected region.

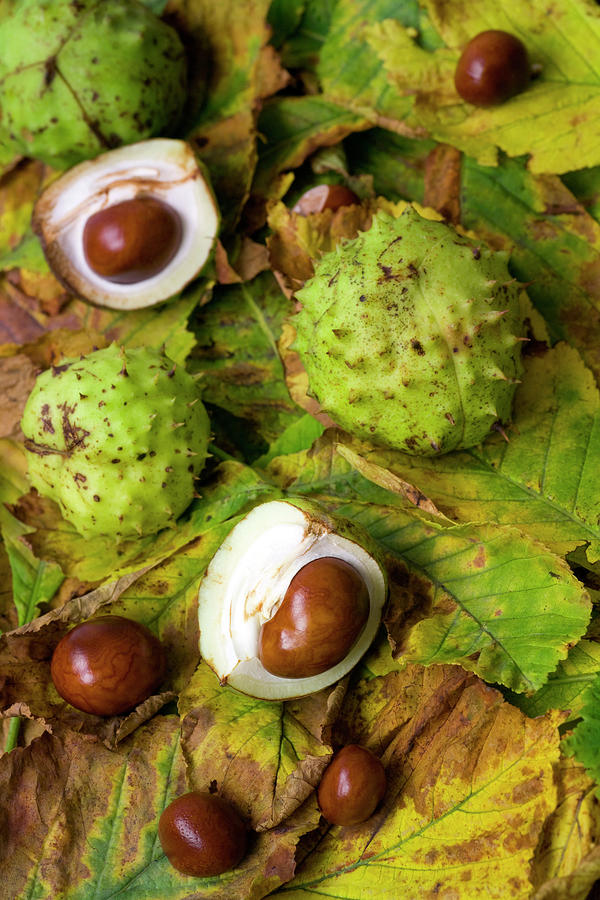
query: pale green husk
[
  {"left": 294, "top": 206, "right": 524, "bottom": 455},
  {"left": 0, "top": 0, "right": 187, "bottom": 167},
  {"left": 21, "top": 344, "right": 210, "bottom": 539}
]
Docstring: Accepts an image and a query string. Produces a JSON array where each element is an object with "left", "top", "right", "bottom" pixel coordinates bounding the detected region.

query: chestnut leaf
[
  {"left": 267, "top": 664, "right": 561, "bottom": 899},
  {"left": 339, "top": 343, "right": 600, "bottom": 565},
  {"left": 366, "top": 0, "right": 600, "bottom": 174}
]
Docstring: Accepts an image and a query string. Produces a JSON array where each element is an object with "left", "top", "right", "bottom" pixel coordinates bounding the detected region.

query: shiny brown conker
[
  {"left": 82, "top": 195, "right": 182, "bottom": 283},
  {"left": 317, "top": 744, "right": 386, "bottom": 826},
  {"left": 50, "top": 615, "right": 166, "bottom": 716},
  {"left": 292, "top": 184, "right": 359, "bottom": 216},
  {"left": 454, "top": 30, "right": 530, "bottom": 107},
  {"left": 257, "top": 556, "right": 370, "bottom": 679},
  {"left": 158, "top": 792, "right": 248, "bottom": 877}
]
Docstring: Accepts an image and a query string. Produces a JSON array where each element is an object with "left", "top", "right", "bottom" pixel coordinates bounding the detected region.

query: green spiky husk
[
  {"left": 294, "top": 206, "right": 524, "bottom": 455},
  {"left": 21, "top": 344, "right": 210, "bottom": 539},
  {"left": 0, "top": 0, "right": 187, "bottom": 168}
]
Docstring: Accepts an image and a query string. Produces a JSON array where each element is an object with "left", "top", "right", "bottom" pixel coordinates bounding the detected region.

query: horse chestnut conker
[
  {"left": 258, "top": 556, "right": 370, "bottom": 679},
  {"left": 454, "top": 30, "right": 531, "bottom": 107},
  {"left": 82, "top": 195, "right": 182, "bottom": 283},
  {"left": 158, "top": 792, "right": 248, "bottom": 877},
  {"left": 292, "top": 184, "right": 358, "bottom": 216},
  {"left": 317, "top": 744, "right": 387, "bottom": 826},
  {"left": 50, "top": 615, "right": 166, "bottom": 716}
]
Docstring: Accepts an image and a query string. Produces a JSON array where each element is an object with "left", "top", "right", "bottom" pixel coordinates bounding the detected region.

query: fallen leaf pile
[{"left": 2, "top": 0, "right": 600, "bottom": 898}]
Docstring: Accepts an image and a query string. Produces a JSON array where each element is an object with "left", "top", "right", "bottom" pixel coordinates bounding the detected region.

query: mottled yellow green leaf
[
  {"left": 507, "top": 640, "right": 600, "bottom": 721},
  {"left": 270, "top": 665, "right": 561, "bottom": 899},
  {"left": 461, "top": 159, "right": 600, "bottom": 380},
  {"left": 343, "top": 344, "right": 600, "bottom": 563},
  {"left": 367, "top": 0, "right": 600, "bottom": 174},
  {"left": 180, "top": 661, "right": 332, "bottom": 830},
  {"left": 531, "top": 758, "right": 600, "bottom": 900}
]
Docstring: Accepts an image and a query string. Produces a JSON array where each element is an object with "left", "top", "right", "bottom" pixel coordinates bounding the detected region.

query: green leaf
[
  {"left": 346, "top": 344, "right": 600, "bottom": 563},
  {"left": 506, "top": 640, "right": 600, "bottom": 721},
  {"left": 367, "top": 0, "right": 600, "bottom": 174},
  {"left": 461, "top": 155, "right": 600, "bottom": 370},
  {"left": 317, "top": 0, "right": 421, "bottom": 124},
  {"left": 269, "top": 665, "right": 561, "bottom": 900},
  {"left": 564, "top": 673, "right": 600, "bottom": 788},
  {"left": 189, "top": 272, "right": 304, "bottom": 455},
  {"left": 267, "top": 0, "right": 306, "bottom": 50},
  {"left": 366, "top": 507, "right": 590, "bottom": 692},
  {"left": 254, "top": 413, "right": 325, "bottom": 467},
  {"left": 254, "top": 95, "right": 370, "bottom": 198},
  {"left": 273, "top": 0, "right": 332, "bottom": 69},
  {"left": 0, "top": 440, "right": 63, "bottom": 630},
  {"left": 1, "top": 515, "right": 63, "bottom": 630},
  {"left": 563, "top": 165, "right": 600, "bottom": 224},
  {"left": 344, "top": 128, "right": 436, "bottom": 204}
]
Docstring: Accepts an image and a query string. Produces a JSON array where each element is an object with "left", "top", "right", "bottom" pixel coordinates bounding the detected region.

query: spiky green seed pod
[
  {"left": 21, "top": 344, "right": 210, "bottom": 540},
  {"left": 293, "top": 206, "right": 524, "bottom": 455},
  {"left": 0, "top": 0, "right": 187, "bottom": 168}
]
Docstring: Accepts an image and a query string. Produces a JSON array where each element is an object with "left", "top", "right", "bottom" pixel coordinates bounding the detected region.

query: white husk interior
[
  {"left": 198, "top": 500, "right": 387, "bottom": 700},
  {"left": 38, "top": 139, "right": 218, "bottom": 309}
]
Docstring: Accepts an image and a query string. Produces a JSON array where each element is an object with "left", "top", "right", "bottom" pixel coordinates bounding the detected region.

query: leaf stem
[
  {"left": 208, "top": 442, "right": 239, "bottom": 463},
  {"left": 4, "top": 716, "right": 21, "bottom": 754}
]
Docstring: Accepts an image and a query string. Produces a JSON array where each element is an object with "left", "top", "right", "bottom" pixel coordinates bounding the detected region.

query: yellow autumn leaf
[
  {"left": 366, "top": 0, "right": 600, "bottom": 174},
  {"left": 270, "top": 664, "right": 561, "bottom": 899}
]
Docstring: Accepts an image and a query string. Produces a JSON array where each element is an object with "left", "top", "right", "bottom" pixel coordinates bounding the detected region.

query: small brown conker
[
  {"left": 292, "top": 184, "right": 359, "bottom": 216},
  {"left": 454, "top": 30, "right": 531, "bottom": 107},
  {"left": 82, "top": 195, "right": 182, "bottom": 283},
  {"left": 50, "top": 615, "right": 166, "bottom": 716},
  {"left": 317, "top": 744, "right": 386, "bottom": 826},
  {"left": 257, "top": 556, "right": 370, "bottom": 679},
  {"left": 158, "top": 792, "right": 248, "bottom": 877}
]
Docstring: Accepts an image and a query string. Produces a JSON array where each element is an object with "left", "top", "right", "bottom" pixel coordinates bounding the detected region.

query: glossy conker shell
[
  {"left": 50, "top": 615, "right": 166, "bottom": 716},
  {"left": 317, "top": 744, "right": 386, "bottom": 826},
  {"left": 454, "top": 30, "right": 530, "bottom": 107},
  {"left": 158, "top": 791, "right": 248, "bottom": 877},
  {"left": 82, "top": 195, "right": 182, "bottom": 283},
  {"left": 292, "top": 184, "right": 359, "bottom": 216},
  {"left": 257, "top": 556, "right": 370, "bottom": 679}
]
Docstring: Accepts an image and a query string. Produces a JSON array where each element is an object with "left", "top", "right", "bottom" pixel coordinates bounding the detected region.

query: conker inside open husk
[
  {"left": 258, "top": 556, "right": 370, "bottom": 678},
  {"left": 82, "top": 196, "right": 182, "bottom": 284}
]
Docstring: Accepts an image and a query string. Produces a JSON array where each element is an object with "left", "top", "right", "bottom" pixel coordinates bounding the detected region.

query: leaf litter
[{"left": 2, "top": 0, "right": 600, "bottom": 898}]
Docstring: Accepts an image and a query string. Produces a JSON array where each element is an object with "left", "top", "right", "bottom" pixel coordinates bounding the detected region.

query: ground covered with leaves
[{"left": 2, "top": 0, "right": 600, "bottom": 897}]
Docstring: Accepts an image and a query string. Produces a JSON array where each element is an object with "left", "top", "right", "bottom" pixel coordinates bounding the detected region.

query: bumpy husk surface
[
  {"left": 20, "top": 344, "right": 210, "bottom": 539},
  {"left": 294, "top": 206, "right": 524, "bottom": 455},
  {"left": 0, "top": 0, "right": 187, "bottom": 167}
]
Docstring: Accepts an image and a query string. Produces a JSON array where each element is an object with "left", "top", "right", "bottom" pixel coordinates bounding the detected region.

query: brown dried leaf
[
  {"left": 423, "top": 143, "right": 462, "bottom": 224},
  {"left": 0, "top": 354, "right": 37, "bottom": 439}
]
